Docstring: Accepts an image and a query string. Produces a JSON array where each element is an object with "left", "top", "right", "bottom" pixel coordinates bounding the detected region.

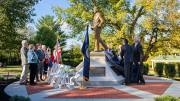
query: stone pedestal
[{"left": 76, "top": 52, "right": 124, "bottom": 86}]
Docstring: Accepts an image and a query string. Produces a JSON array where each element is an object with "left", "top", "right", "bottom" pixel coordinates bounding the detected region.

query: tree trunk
[
  {"left": 92, "top": 0, "right": 97, "bottom": 6},
  {"left": 143, "top": 27, "right": 158, "bottom": 61},
  {"left": 129, "top": 6, "right": 144, "bottom": 39}
]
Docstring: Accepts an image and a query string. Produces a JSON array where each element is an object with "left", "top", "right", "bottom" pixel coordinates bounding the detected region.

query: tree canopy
[
  {"left": 0, "top": 0, "right": 40, "bottom": 50},
  {"left": 0, "top": 0, "right": 179, "bottom": 65},
  {"left": 34, "top": 15, "right": 67, "bottom": 49},
  {"left": 54, "top": 0, "right": 180, "bottom": 60},
  {"left": 0, "top": 0, "right": 40, "bottom": 65}
]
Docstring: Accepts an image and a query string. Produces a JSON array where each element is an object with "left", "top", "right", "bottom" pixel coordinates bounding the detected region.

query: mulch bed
[{"left": 47, "top": 87, "right": 141, "bottom": 99}]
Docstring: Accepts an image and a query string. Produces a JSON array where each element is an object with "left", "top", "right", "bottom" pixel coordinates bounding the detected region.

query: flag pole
[
  {"left": 79, "top": 57, "right": 85, "bottom": 89},
  {"left": 79, "top": 78, "right": 85, "bottom": 90},
  {"left": 79, "top": 23, "right": 89, "bottom": 90}
]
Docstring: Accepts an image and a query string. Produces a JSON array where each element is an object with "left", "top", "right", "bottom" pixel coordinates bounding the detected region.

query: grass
[
  {"left": 148, "top": 70, "right": 156, "bottom": 76},
  {"left": 174, "top": 77, "right": 180, "bottom": 81},
  {"left": 148, "top": 68, "right": 156, "bottom": 76},
  {"left": 0, "top": 65, "right": 21, "bottom": 75}
]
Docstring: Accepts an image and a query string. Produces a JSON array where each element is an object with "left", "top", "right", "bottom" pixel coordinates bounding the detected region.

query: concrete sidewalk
[{"left": 4, "top": 76, "right": 180, "bottom": 101}]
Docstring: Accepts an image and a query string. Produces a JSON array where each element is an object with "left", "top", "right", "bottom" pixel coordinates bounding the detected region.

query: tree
[
  {"left": 137, "top": 0, "right": 180, "bottom": 59},
  {"left": 34, "top": 15, "right": 67, "bottom": 48},
  {"left": 0, "top": 0, "right": 39, "bottom": 65},
  {"left": 54, "top": 0, "right": 143, "bottom": 48},
  {"left": 54, "top": 0, "right": 180, "bottom": 61},
  {"left": 0, "top": 0, "right": 40, "bottom": 50},
  {"left": 62, "top": 45, "right": 83, "bottom": 67}
]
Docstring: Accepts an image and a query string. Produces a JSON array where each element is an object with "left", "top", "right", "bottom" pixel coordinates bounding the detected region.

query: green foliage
[
  {"left": 0, "top": 0, "right": 39, "bottom": 65},
  {"left": 0, "top": 50, "right": 20, "bottom": 65},
  {"left": 155, "top": 63, "right": 164, "bottom": 77},
  {"left": 16, "top": 74, "right": 21, "bottom": 80},
  {"left": 9, "top": 95, "right": 30, "bottom": 101},
  {"left": 54, "top": 0, "right": 180, "bottom": 61},
  {"left": 34, "top": 15, "right": 67, "bottom": 48},
  {"left": 35, "top": 26, "right": 56, "bottom": 48},
  {"left": 53, "top": 0, "right": 130, "bottom": 38},
  {"left": 155, "top": 95, "right": 179, "bottom": 101},
  {"left": 0, "top": 76, "right": 5, "bottom": 81},
  {"left": 143, "top": 63, "right": 149, "bottom": 75},
  {"left": 178, "top": 64, "right": 180, "bottom": 77},
  {"left": 62, "top": 45, "right": 83, "bottom": 67},
  {"left": 0, "top": 0, "right": 40, "bottom": 50},
  {"left": 142, "top": 0, "right": 180, "bottom": 57},
  {"left": 164, "top": 64, "right": 176, "bottom": 78}
]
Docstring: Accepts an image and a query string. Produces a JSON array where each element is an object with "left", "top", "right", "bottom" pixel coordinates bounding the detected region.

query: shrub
[
  {"left": 0, "top": 76, "right": 5, "bottom": 81},
  {"left": 9, "top": 95, "right": 30, "bottom": 101},
  {"left": 155, "top": 95, "right": 178, "bottom": 101},
  {"left": 16, "top": 74, "right": 21, "bottom": 79},
  {"left": 164, "top": 64, "right": 176, "bottom": 78},
  {"left": 154, "top": 63, "right": 164, "bottom": 77},
  {"left": 143, "top": 63, "right": 149, "bottom": 75},
  {"left": 178, "top": 64, "right": 180, "bottom": 77}
]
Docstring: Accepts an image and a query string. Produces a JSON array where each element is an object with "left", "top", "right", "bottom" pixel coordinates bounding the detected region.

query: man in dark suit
[
  {"left": 120, "top": 38, "right": 133, "bottom": 85},
  {"left": 132, "top": 36, "right": 145, "bottom": 85}
]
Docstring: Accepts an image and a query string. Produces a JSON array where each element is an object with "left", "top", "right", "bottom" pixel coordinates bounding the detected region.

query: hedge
[
  {"left": 164, "top": 64, "right": 176, "bottom": 78},
  {"left": 143, "top": 63, "right": 149, "bottom": 75},
  {"left": 178, "top": 64, "right": 180, "bottom": 77},
  {"left": 155, "top": 63, "right": 164, "bottom": 77},
  {"left": 155, "top": 95, "right": 180, "bottom": 101}
]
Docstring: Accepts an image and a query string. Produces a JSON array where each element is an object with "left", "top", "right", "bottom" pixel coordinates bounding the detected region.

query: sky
[{"left": 31, "top": 0, "right": 70, "bottom": 25}]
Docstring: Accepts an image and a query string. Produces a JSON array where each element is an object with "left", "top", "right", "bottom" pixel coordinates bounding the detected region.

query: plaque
[{"left": 89, "top": 67, "right": 105, "bottom": 76}]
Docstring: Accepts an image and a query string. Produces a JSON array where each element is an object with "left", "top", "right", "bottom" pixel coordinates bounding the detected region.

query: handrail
[{"left": 76, "top": 62, "right": 83, "bottom": 71}]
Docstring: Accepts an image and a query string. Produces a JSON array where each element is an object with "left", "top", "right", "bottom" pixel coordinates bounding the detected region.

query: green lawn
[
  {"left": 148, "top": 70, "right": 156, "bottom": 76},
  {"left": 0, "top": 66, "right": 22, "bottom": 75}
]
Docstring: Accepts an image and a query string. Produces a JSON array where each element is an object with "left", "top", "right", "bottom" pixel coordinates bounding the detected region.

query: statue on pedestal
[{"left": 91, "top": 6, "right": 108, "bottom": 51}]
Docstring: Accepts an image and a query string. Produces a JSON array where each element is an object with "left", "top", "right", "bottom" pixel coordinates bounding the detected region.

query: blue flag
[{"left": 81, "top": 25, "right": 90, "bottom": 81}]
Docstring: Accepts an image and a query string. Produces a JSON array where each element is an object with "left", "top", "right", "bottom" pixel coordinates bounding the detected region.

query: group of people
[
  {"left": 19, "top": 35, "right": 145, "bottom": 86},
  {"left": 20, "top": 40, "right": 62, "bottom": 85},
  {"left": 120, "top": 35, "right": 145, "bottom": 85}
]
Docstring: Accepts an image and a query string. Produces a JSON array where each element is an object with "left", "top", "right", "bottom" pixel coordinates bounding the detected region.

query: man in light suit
[
  {"left": 132, "top": 35, "right": 145, "bottom": 85},
  {"left": 20, "top": 40, "right": 29, "bottom": 85}
]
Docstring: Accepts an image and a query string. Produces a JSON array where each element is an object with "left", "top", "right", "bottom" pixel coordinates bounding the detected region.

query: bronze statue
[{"left": 91, "top": 6, "right": 108, "bottom": 51}]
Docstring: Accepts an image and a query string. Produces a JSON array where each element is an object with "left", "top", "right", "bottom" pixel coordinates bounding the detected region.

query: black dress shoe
[
  {"left": 138, "top": 82, "right": 145, "bottom": 85},
  {"left": 125, "top": 83, "right": 130, "bottom": 86},
  {"left": 123, "top": 82, "right": 130, "bottom": 85},
  {"left": 30, "top": 82, "right": 37, "bottom": 86}
]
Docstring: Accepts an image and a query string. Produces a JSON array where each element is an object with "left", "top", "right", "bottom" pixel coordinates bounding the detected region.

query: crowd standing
[
  {"left": 20, "top": 35, "right": 145, "bottom": 86},
  {"left": 19, "top": 41, "right": 62, "bottom": 85}
]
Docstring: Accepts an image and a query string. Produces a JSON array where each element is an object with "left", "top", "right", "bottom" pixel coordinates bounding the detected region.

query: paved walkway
[{"left": 4, "top": 76, "right": 180, "bottom": 101}]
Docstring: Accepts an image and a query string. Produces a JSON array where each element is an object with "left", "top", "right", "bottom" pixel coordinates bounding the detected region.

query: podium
[{"left": 76, "top": 52, "right": 124, "bottom": 86}]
